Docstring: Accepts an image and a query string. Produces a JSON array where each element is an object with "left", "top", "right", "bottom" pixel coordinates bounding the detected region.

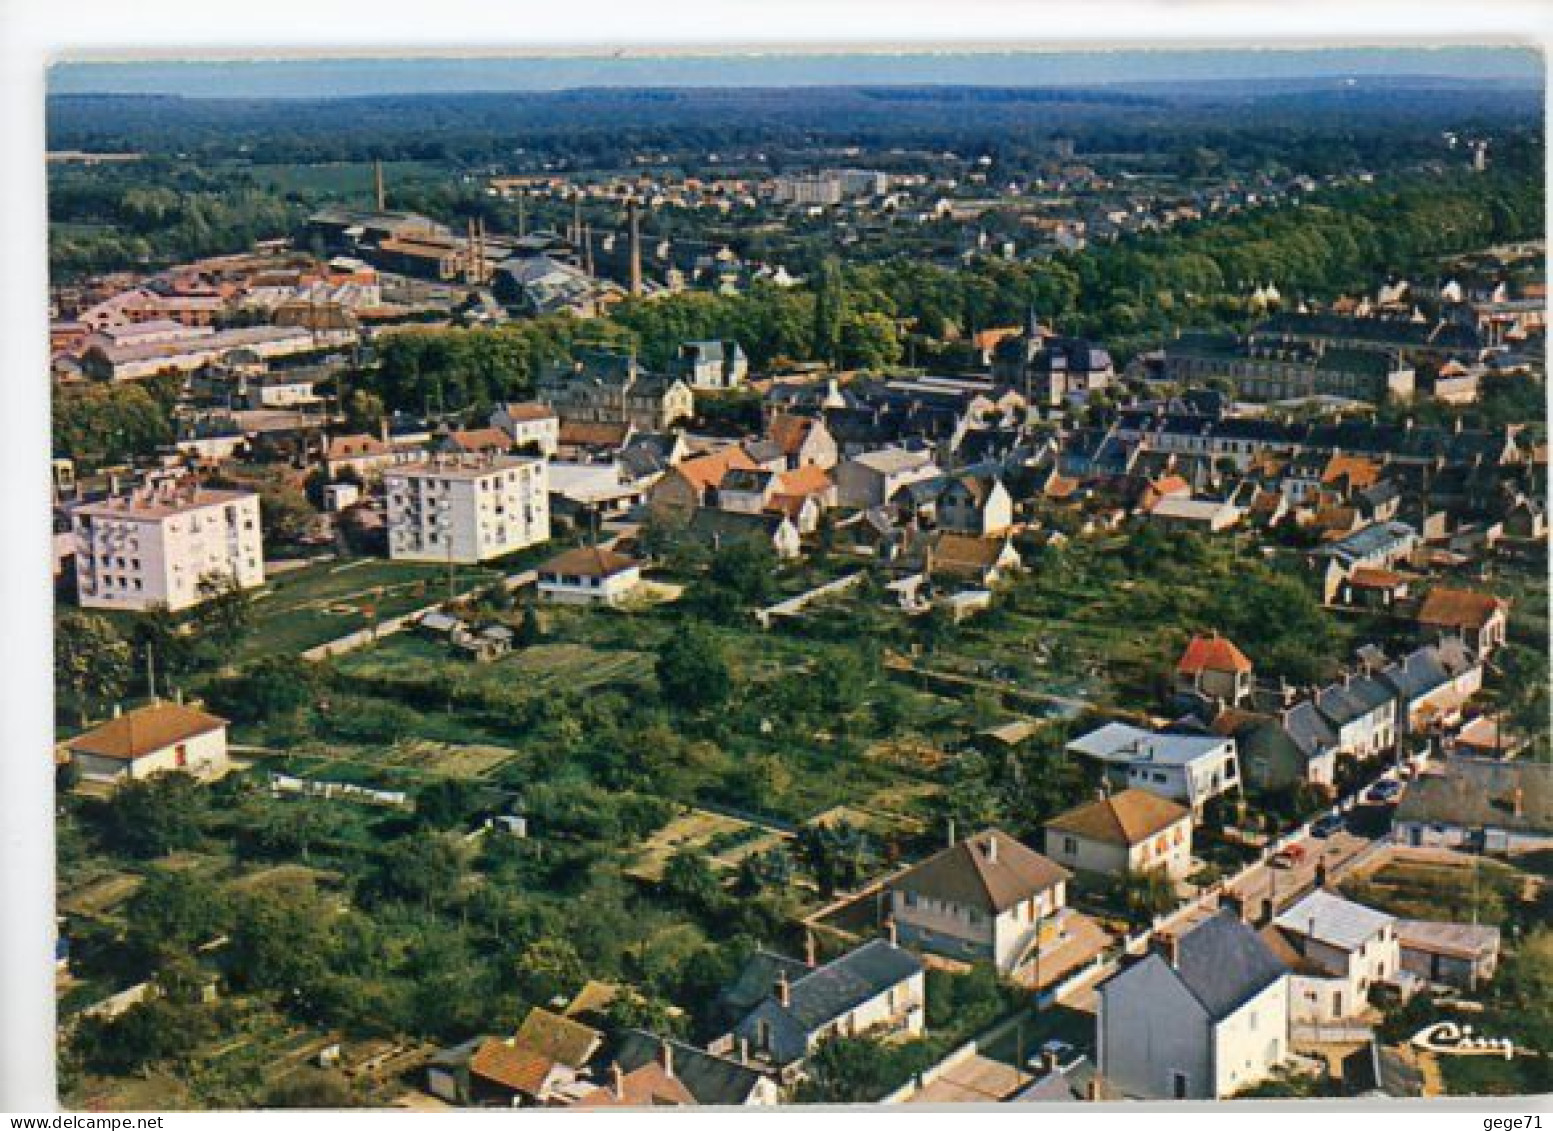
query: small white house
[
  {"left": 1097, "top": 913, "right": 1291, "bottom": 1100},
  {"left": 1066, "top": 723, "right": 1242, "bottom": 817},
  {"left": 490, "top": 402, "right": 561, "bottom": 457},
  {"left": 536, "top": 546, "right": 643, "bottom": 606},
  {"left": 1264, "top": 890, "right": 1400, "bottom": 1023},
  {"left": 323, "top": 482, "right": 361, "bottom": 512},
  {"left": 1044, "top": 789, "right": 1194, "bottom": 881},
  {"left": 66, "top": 701, "right": 231, "bottom": 785}
]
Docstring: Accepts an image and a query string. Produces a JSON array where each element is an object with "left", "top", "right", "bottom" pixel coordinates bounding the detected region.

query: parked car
[
  {"left": 1271, "top": 844, "right": 1305, "bottom": 870},
  {"left": 1310, "top": 813, "right": 1345, "bottom": 838},
  {"left": 1367, "top": 779, "right": 1403, "bottom": 804}
]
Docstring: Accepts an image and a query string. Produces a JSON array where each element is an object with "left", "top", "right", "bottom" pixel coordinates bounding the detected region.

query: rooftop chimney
[
  {"left": 985, "top": 834, "right": 999, "bottom": 864},
  {"left": 659, "top": 1041, "right": 674, "bottom": 1079},
  {"left": 738, "top": 1037, "right": 750, "bottom": 1065},
  {"left": 610, "top": 1062, "right": 625, "bottom": 1100},
  {"left": 805, "top": 931, "right": 817, "bottom": 968},
  {"left": 886, "top": 917, "right": 899, "bottom": 947},
  {"left": 1041, "top": 1047, "right": 1061, "bottom": 1074},
  {"left": 775, "top": 971, "right": 791, "bottom": 1008}
]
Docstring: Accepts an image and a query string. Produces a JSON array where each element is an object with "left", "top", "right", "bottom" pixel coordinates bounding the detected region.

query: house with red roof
[
  {"left": 66, "top": 700, "right": 231, "bottom": 785},
  {"left": 1173, "top": 631, "right": 1254, "bottom": 706}
]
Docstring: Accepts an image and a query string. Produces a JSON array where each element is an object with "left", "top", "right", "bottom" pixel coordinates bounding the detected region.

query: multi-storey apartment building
[
  {"left": 384, "top": 455, "right": 550, "bottom": 564},
  {"left": 71, "top": 481, "right": 264, "bottom": 612}
]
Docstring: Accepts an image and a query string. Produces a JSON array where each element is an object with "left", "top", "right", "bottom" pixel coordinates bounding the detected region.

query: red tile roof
[
  {"left": 68, "top": 702, "right": 227, "bottom": 762},
  {"left": 673, "top": 446, "right": 759, "bottom": 493},
  {"left": 1175, "top": 632, "right": 1253, "bottom": 676}
]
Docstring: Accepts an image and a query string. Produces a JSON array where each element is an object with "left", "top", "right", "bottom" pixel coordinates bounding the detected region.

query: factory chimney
[
  {"left": 628, "top": 197, "right": 643, "bottom": 297},
  {"left": 374, "top": 160, "right": 386, "bottom": 212}
]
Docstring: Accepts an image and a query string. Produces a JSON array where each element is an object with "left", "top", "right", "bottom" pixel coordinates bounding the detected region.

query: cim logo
[{"left": 1411, "top": 1020, "right": 1517, "bottom": 1060}]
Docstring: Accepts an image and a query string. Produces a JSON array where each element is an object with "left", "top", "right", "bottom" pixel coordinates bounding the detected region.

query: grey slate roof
[
  {"left": 1282, "top": 701, "right": 1338, "bottom": 758},
  {"left": 611, "top": 1031, "right": 770, "bottom": 1106},
  {"left": 1378, "top": 643, "right": 1469, "bottom": 704},
  {"left": 718, "top": 951, "right": 810, "bottom": 1022},
  {"left": 785, "top": 939, "right": 921, "bottom": 1033},
  {"left": 1173, "top": 913, "right": 1289, "bottom": 1022},
  {"left": 1315, "top": 673, "right": 1396, "bottom": 727}
]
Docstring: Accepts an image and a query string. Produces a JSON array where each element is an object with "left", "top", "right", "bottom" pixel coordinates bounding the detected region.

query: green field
[{"left": 237, "top": 557, "right": 503, "bottom": 661}]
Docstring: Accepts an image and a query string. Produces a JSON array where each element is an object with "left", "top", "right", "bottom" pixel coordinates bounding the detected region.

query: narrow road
[
  {"left": 299, "top": 567, "right": 538, "bottom": 661},
  {"left": 881, "top": 653, "right": 1142, "bottom": 722}
]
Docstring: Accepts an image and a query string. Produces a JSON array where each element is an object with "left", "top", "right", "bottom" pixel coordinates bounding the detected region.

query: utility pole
[{"left": 145, "top": 643, "right": 156, "bottom": 703}]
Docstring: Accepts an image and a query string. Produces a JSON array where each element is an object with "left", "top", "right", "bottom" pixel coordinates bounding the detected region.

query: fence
[
  {"left": 880, "top": 1010, "right": 1033, "bottom": 1104},
  {"left": 755, "top": 571, "right": 866, "bottom": 629}
]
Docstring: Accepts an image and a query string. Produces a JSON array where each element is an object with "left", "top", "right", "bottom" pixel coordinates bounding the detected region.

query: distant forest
[{"left": 47, "top": 81, "right": 1545, "bottom": 171}]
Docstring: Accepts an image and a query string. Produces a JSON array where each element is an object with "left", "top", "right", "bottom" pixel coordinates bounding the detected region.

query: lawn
[
  {"left": 237, "top": 557, "right": 504, "bottom": 661},
  {"left": 1341, "top": 854, "right": 1528, "bottom": 928},
  {"left": 336, "top": 633, "right": 657, "bottom": 699}
]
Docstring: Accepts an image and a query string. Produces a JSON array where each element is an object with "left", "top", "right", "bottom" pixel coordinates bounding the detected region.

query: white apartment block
[
  {"left": 72, "top": 483, "right": 264, "bottom": 613},
  {"left": 771, "top": 175, "right": 843, "bottom": 206},
  {"left": 385, "top": 455, "right": 550, "bottom": 564}
]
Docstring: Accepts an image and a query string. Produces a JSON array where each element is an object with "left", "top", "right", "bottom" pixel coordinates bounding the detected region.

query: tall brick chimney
[{"left": 628, "top": 197, "right": 643, "bottom": 297}]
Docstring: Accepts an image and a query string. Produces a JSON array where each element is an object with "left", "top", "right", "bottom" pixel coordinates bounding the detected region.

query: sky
[{"left": 46, "top": 48, "right": 1545, "bottom": 99}]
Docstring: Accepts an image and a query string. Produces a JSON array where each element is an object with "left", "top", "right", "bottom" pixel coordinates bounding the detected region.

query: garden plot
[{"left": 625, "top": 808, "right": 786, "bottom": 883}]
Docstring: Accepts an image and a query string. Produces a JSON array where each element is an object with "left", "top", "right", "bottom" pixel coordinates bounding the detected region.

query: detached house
[
  {"left": 926, "top": 532, "right": 1022, "bottom": 587},
  {"left": 489, "top": 402, "right": 560, "bottom": 457},
  {"left": 726, "top": 938, "right": 924, "bottom": 1078},
  {"left": 66, "top": 701, "right": 231, "bottom": 786},
  {"left": 1174, "top": 632, "right": 1254, "bottom": 706},
  {"left": 537, "top": 546, "right": 643, "bottom": 606},
  {"left": 887, "top": 828, "right": 1073, "bottom": 978},
  {"left": 1263, "top": 890, "right": 1400, "bottom": 1024},
  {"left": 1066, "top": 723, "right": 1242, "bottom": 815},
  {"left": 1043, "top": 789, "right": 1194, "bottom": 881},
  {"left": 1097, "top": 913, "right": 1291, "bottom": 1100},
  {"left": 1417, "top": 588, "right": 1511, "bottom": 655},
  {"left": 675, "top": 340, "right": 749, "bottom": 390}
]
